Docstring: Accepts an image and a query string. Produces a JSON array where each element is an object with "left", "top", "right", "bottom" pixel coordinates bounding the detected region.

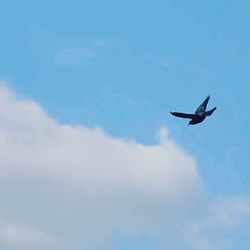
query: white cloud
[
  {"left": 0, "top": 84, "right": 249, "bottom": 250},
  {"left": 0, "top": 84, "right": 203, "bottom": 249}
]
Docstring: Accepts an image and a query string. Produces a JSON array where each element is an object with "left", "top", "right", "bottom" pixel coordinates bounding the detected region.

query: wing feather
[
  {"left": 195, "top": 95, "right": 210, "bottom": 114},
  {"left": 170, "top": 112, "right": 197, "bottom": 119}
]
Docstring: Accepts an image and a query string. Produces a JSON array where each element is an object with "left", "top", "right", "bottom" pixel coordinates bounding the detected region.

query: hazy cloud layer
[
  {"left": 187, "top": 197, "right": 250, "bottom": 250},
  {"left": 54, "top": 48, "right": 97, "bottom": 67},
  {"left": 0, "top": 84, "right": 248, "bottom": 249}
]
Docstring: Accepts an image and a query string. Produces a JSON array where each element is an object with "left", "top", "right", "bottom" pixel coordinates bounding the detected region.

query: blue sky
[{"left": 0, "top": 1, "right": 250, "bottom": 249}]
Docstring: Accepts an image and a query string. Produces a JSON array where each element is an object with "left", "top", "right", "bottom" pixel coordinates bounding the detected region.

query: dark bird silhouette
[{"left": 170, "top": 95, "right": 217, "bottom": 125}]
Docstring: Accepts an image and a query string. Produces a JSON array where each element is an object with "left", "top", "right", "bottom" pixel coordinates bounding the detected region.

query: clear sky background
[{"left": 0, "top": 1, "right": 249, "bottom": 249}]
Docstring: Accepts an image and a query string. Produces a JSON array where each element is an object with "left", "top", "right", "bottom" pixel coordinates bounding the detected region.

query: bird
[{"left": 170, "top": 95, "right": 217, "bottom": 125}]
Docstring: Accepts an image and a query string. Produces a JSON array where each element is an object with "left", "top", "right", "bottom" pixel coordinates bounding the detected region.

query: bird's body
[{"left": 170, "top": 96, "right": 216, "bottom": 125}]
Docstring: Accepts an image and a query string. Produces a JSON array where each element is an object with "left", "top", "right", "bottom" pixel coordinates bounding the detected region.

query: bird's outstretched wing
[
  {"left": 195, "top": 95, "right": 210, "bottom": 114},
  {"left": 170, "top": 112, "right": 197, "bottom": 119},
  {"left": 205, "top": 107, "right": 217, "bottom": 116}
]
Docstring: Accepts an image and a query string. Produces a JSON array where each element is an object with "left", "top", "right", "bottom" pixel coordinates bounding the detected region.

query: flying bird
[{"left": 170, "top": 95, "right": 217, "bottom": 125}]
